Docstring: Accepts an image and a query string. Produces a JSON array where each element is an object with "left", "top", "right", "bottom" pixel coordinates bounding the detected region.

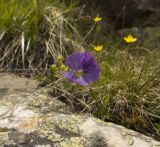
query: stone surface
[
  {"left": 0, "top": 72, "right": 38, "bottom": 97},
  {"left": 0, "top": 73, "right": 160, "bottom": 147},
  {"left": 84, "top": 0, "right": 160, "bottom": 28},
  {"left": 111, "top": 0, "right": 160, "bottom": 12},
  {"left": 110, "top": 0, "right": 160, "bottom": 28}
]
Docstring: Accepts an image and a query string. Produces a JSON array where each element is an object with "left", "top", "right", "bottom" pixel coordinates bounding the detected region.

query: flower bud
[
  {"left": 50, "top": 64, "right": 57, "bottom": 71},
  {"left": 60, "top": 64, "right": 68, "bottom": 71},
  {"left": 57, "top": 55, "right": 64, "bottom": 62}
]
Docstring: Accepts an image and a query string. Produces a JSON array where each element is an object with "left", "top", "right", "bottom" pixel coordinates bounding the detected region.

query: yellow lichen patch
[
  {"left": 18, "top": 116, "right": 39, "bottom": 133},
  {"left": 106, "top": 122, "right": 114, "bottom": 126},
  {"left": 29, "top": 94, "right": 49, "bottom": 108},
  {"left": 61, "top": 142, "right": 83, "bottom": 147},
  {"left": 38, "top": 116, "right": 55, "bottom": 135},
  {"left": 0, "top": 99, "right": 12, "bottom": 106},
  {"left": 0, "top": 130, "right": 6, "bottom": 144},
  {"left": 60, "top": 137, "right": 89, "bottom": 147},
  {"left": 153, "top": 145, "right": 160, "bottom": 147},
  {"left": 92, "top": 117, "right": 110, "bottom": 126},
  {"left": 58, "top": 115, "right": 85, "bottom": 133},
  {"left": 70, "top": 115, "right": 85, "bottom": 124},
  {"left": 59, "top": 123, "right": 79, "bottom": 134},
  {"left": 47, "top": 134, "right": 64, "bottom": 142},
  {"left": 120, "top": 128, "right": 128, "bottom": 136},
  {"left": 128, "top": 139, "right": 134, "bottom": 145}
]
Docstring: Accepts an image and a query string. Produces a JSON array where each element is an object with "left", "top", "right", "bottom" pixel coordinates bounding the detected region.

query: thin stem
[{"left": 79, "top": 23, "right": 96, "bottom": 46}]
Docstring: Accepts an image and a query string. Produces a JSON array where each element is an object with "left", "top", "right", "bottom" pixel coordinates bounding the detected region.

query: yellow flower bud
[
  {"left": 60, "top": 64, "right": 68, "bottom": 71},
  {"left": 57, "top": 55, "right": 64, "bottom": 62},
  {"left": 50, "top": 64, "right": 57, "bottom": 71}
]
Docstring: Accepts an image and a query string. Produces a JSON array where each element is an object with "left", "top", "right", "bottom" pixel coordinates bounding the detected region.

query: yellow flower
[
  {"left": 93, "top": 45, "right": 103, "bottom": 52},
  {"left": 94, "top": 16, "right": 102, "bottom": 22},
  {"left": 123, "top": 34, "right": 137, "bottom": 43}
]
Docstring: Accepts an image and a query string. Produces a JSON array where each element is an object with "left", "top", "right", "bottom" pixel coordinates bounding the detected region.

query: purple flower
[{"left": 62, "top": 52, "right": 101, "bottom": 86}]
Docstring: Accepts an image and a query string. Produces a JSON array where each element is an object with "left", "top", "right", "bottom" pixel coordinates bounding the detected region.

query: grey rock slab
[
  {"left": 0, "top": 72, "right": 38, "bottom": 97},
  {"left": 79, "top": 117, "right": 160, "bottom": 147},
  {"left": 0, "top": 73, "right": 160, "bottom": 147},
  {"left": 109, "top": 0, "right": 160, "bottom": 26}
]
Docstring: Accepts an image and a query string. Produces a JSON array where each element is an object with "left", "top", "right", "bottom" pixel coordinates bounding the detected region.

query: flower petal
[
  {"left": 94, "top": 45, "right": 103, "bottom": 52},
  {"left": 124, "top": 35, "right": 137, "bottom": 43},
  {"left": 66, "top": 53, "right": 83, "bottom": 71},
  {"left": 74, "top": 77, "right": 89, "bottom": 86},
  {"left": 63, "top": 52, "right": 101, "bottom": 86},
  {"left": 80, "top": 52, "right": 96, "bottom": 70},
  {"left": 67, "top": 52, "right": 96, "bottom": 71},
  {"left": 62, "top": 71, "right": 77, "bottom": 82},
  {"left": 83, "top": 63, "right": 101, "bottom": 83},
  {"left": 80, "top": 52, "right": 101, "bottom": 83},
  {"left": 63, "top": 71, "right": 88, "bottom": 86}
]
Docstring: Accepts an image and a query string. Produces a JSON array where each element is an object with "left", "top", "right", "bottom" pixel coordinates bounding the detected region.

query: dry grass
[{"left": 0, "top": 0, "right": 82, "bottom": 71}]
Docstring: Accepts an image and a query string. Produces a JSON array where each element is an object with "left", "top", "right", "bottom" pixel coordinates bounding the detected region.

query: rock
[
  {"left": 134, "top": 0, "right": 160, "bottom": 11},
  {"left": 0, "top": 73, "right": 160, "bottom": 147},
  {"left": 109, "top": 0, "right": 160, "bottom": 28},
  {"left": 0, "top": 72, "right": 38, "bottom": 97},
  {"left": 81, "top": 0, "right": 160, "bottom": 28},
  {"left": 142, "top": 10, "right": 160, "bottom": 27}
]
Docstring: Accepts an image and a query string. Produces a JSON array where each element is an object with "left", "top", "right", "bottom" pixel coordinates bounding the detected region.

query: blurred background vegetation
[{"left": 0, "top": 0, "right": 160, "bottom": 141}]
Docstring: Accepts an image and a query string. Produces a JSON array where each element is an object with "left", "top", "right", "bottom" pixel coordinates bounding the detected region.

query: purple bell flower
[{"left": 62, "top": 52, "right": 101, "bottom": 86}]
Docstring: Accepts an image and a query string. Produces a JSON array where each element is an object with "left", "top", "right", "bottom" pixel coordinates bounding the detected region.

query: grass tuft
[{"left": 0, "top": 0, "right": 81, "bottom": 70}]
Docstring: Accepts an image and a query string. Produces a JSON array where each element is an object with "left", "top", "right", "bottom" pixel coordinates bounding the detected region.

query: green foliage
[
  {"left": 94, "top": 51, "right": 160, "bottom": 134},
  {"left": 35, "top": 7, "right": 160, "bottom": 139},
  {"left": 38, "top": 45, "right": 160, "bottom": 139},
  {"left": 0, "top": 0, "right": 41, "bottom": 39},
  {"left": 40, "top": 43, "right": 159, "bottom": 139},
  {"left": 0, "top": 0, "right": 81, "bottom": 69}
]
